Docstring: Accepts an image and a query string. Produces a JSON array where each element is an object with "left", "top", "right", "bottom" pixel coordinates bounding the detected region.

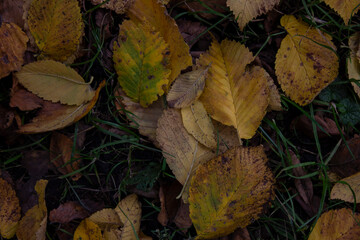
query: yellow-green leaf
[
  {"left": 127, "top": 0, "right": 192, "bottom": 85},
  {"left": 322, "top": 0, "right": 360, "bottom": 25},
  {"left": 27, "top": 0, "right": 83, "bottom": 62},
  {"left": 189, "top": 146, "right": 275, "bottom": 239},
  {"left": 330, "top": 171, "right": 360, "bottom": 203},
  {"left": 308, "top": 208, "right": 360, "bottom": 240},
  {"left": 113, "top": 20, "right": 170, "bottom": 107},
  {"left": 275, "top": 15, "right": 338, "bottom": 106},
  {"left": 16, "top": 60, "right": 95, "bottom": 105},
  {"left": 167, "top": 66, "right": 208, "bottom": 108},
  {"left": 198, "top": 39, "right": 269, "bottom": 139},
  {"left": 348, "top": 32, "right": 360, "bottom": 97},
  {"left": 181, "top": 101, "right": 217, "bottom": 149},
  {"left": 0, "top": 178, "right": 21, "bottom": 239},
  {"left": 227, "top": 0, "right": 280, "bottom": 30},
  {"left": 73, "top": 219, "right": 103, "bottom": 240}
]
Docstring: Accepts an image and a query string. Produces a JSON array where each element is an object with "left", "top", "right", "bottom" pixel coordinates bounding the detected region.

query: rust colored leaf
[
  {"left": 10, "top": 77, "right": 44, "bottom": 111},
  {"left": 49, "top": 202, "right": 89, "bottom": 223}
]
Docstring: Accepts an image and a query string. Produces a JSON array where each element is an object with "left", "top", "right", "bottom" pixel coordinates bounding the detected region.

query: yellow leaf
[
  {"left": 16, "top": 60, "right": 95, "bottom": 105},
  {"left": 0, "top": 22, "right": 28, "bottom": 78},
  {"left": 0, "top": 178, "right": 21, "bottom": 239},
  {"left": 73, "top": 219, "right": 103, "bottom": 240},
  {"left": 322, "top": 0, "right": 360, "bottom": 25},
  {"left": 115, "top": 194, "right": 141, "bottom": 240},
  {"left": 127, "top": 0, "right": 192, "bottom": 85},
  {"left": 266, "top": 74, "right": 282, "bottom": 111},
  {"left": 198, "top": 39, "right": 269, "bottom": 139},
  {"left": 227, "top": 0, "right": 280, "bottom": 30},
  {"left": 330, "top": 171, "right": 360, "bottom": 202},
  {"left": 181, "top": 101, "right": 217, "bottom": 149},
  {"left": 27, "top": 0, "right": 83, "bottom": 62},
  {"left": 113, "top": 20, "right": 170, "bottom": 107},
  {"left": 308, "top": 208, "right": 360, "bottom": 240},
  {"left": 90, "top": 0, "right": 132, "bottom": 14},
  {"left": 16, "top": 179, "right": 48, "bottom": 240},
  {"left": 348, "top": 32, "right": 360, "bottom": 97},
  {"left": 167, "top": 66, "right": 208, "bottom": 108},
  {"left": 89, "top": 208, "right": 123, "bottom": 229},
  {"left": 18, "top": 80, "right": 105, "bottom": 134},
  {"left": 189, "top": 146, "right": 275, "bottom": 239},
  {"left": 275, "top": 15, "right": 339, "bottom": 106}
]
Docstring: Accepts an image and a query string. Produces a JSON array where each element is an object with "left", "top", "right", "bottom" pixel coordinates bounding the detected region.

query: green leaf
[{"left": 338, "top": 98, "right": 360, "bottom": 125}]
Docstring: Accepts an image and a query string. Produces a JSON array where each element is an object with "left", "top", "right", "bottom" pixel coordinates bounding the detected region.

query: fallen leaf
[
  {"left": 0, "top": 178, "right": 21, "bottom": 239},
  {"left": 26, "top": 0, "right": 84, "bottom": 61},
  {"left": 181, "top": 100, "right": 217, "bottom": 149},
  {"left": 73, "top": 218, "right": 103, "bottom": 240},
  {"left": 275, "top": 15, "right": 338, "bottom": 106},
  {"left": 177, "top": 19, "right": 209, "bottom": 48},
  {"left": 21, "top": 150, "right": 49, "bottom": 178},
  {"left": 90, "top": 0, "right": 133, "bottom": 14},
  {"left": 18, "top": 80, "right": 105, "bottom": 134},
  {"left": 49, "top": 201, "right": 89, "bottom": 223},
  {"left": 0, "top": 22, "right": 28, "bottom": 79},
  {"left": 167, "top": 66, "right": 208, "bottom": 108},
  {"left": 16, "top": 60, "right": 95, "bottom": 105},
  {"left": 322, "top": 0, "right": 360, "bottom": 25},
  {"left": 227, "top": 0, "right": 280, "bottom": 30},
  {"left": 266, "top": 74, "right": 282, "bottom": 111},
  {"left": 157, "top": 181, "right": 182, "bottom": 226},
  {"left": 113, "top": 20, "right": 170, "bottom": 107},
  {"left": 173, "top": 201, "right": 192, "bottom": 231},
  {"left": 115, "top": 194, "right": 142, "bottom": 240},
  {"left": 212, "top": 120, "right": 241, "bottom": 153},
  {"left": 88, "top": 208, "right": 123, "bottom": 229},
  {"left": 347, "top": 32, "right": 360, "bottom": 97},
  {"left": 330, "top": 171, "right": 360, "bottom": 203},
  {"left": 10, "top": 77, "right": 44, "bottom": 111},
  {"left": 308, "top": 208, "right": 360, "bottom": 240},
  {"left": 127, "top": 0, "right": 192, "bottom": 85},
  {"left": 171, "top": 0, "right": 227, "bottom": 20},
  {"left": 0, "top": 0, "right": 25, "bottom": 28},
  {"left": 50, "top": 132, "right": 82, "bottom": 181},
  {"left": 16, "top": 179, "right": 48, "bottom": 240},
  {"left": 189, "top": 146, "right": 275, "bottom": 239}
]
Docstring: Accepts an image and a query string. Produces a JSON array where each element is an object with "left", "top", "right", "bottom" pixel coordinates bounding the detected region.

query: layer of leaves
[
  {"left": 322, "top": 0, "right": 360, "bottom": 25},
  {"left": 275, "top": 15, "right": 338, "bottom": 106}
]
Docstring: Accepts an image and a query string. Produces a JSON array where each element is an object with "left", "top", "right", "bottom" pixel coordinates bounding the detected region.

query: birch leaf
[
  {"left": 27, "top": 0, "right": 83, "bottom": 62},
  {"left": 348, "top": 32, "right": 360, "bottom": 97},
  {"left": 198, "top": 39, "right": 269, "bottom": 139},
  {"left": 227, "top": 0, "right": 280, "bottom": 30},
  {"left": 189, "top": 146, "right": 275, "bottom": 239},
  {"left": 16, "top": 60, "right": 95, "bottom": 105},
  {"left": 330, "top": 171, "right": 360, "bottom": 203},
  {"left": 181, "top": 101, "right": 217, "bottom": 149},
  {"left": 322, "top": 0, "right": 360, "bottom": 25},
  {"left": 167, "top": 66, "right": 208, "bottom": 108},
  {"left": 275, "top": 15, "right": 338, "bottom": 106},
  {"left": 127, "top": 0, "right": 192, "bottom": 85},
  {"left": 73, "top": 219, "right": 103, "bottom": 240},
  {"left": 113, "top": 20, "right": 170, "bottom": 107}
]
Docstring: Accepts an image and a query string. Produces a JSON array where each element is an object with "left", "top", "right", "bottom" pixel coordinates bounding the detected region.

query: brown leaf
[
  {"left": 21, "top": 150, "right": 49, "bottom": 178},
  {"left": 0, "top": 0, "right": 25, "bottom": 28},
  {"left": 173, "top": 201, "right": 192, "bottom": 231},
  {"left": 49, "top": 201, "right": 89, "bottom": 223},
  {"left": 10, "top": 80, "right": 44, "bottom": 111},
  {"left": 157, "top": 181, "right": 182, "bottom": 226},
  {"left": 177, "top": 19, "right": 209, "bottom": 48}
]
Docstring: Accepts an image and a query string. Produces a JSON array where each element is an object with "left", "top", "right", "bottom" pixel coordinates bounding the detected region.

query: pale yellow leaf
[
  {"left": 181, "top": 101, "right": 217, "bottom": 149},
  {"left": 322, "top": 0, "right": 360, "bottom": 25},
  {"left": 73, "top": 219, "right": 103, "bottom": 240},
  {"left": 275, "top": 15, "right": 339, "bottom": 106},
  {"left": 88, "top": 208, "right": 123, "bottom": 229},
  {"left": 16, "top": 60, "right": 95, "bottom": 105},
  {"left": 330, "top": 171, "right": 360, "bottom": 203}
]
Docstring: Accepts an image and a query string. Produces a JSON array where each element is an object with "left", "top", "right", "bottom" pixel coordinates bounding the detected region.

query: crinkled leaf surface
[
  {"left": 0, "top": 23, "right": 28, "bottom": 79},
  {"left": 16, "top": 60, "right": 95, "bottom": 105},
  {"left": 18, "top": 80, "right": 105, "bottom": 134},
  {"left": 113, "top": 20, "right": 170, "bottom": 107},
  {"left": 275, "top": 15, "right": 338, "bottom": 106},
  {"left": 348, "top": 32, "right": 360, "bottom": 97},
  {"left": 167, "top": 66, "right": 208, "bottom": 108},
  {"left": 308, "top": 208, "right": 360, "bottom": 240},
  {"left": 198, "top": 39, "right": 269, "bottom": 139},
  {"left": 0, "top": 178, "right": 21, "bottom": 239},
  {"left": 330, "top": 171, "right": 360, "bottom": 203},
  {"left": 323, "top": 0, "right": 360, "bottom": 25},
  {"left": 189, "top": 146, "right": 275, "bottom": 239},
  {"left": 227, "top": 0, "right": 280, "bottom": 30},
  {"left": 27, "top": 0, "right": 83, "bottom": 61},
  {"left": 89, "top": 208, "right": 122, "bottom": 229},
  {"left": 16, "top": 179, "right": 48, "bottom": 240},
  {"left": 181, "top": 101, "right": 217, "bottom": 149},
  {"left": 90, "top": 0, "right": 133, "bottom": 14},
  {"left": 73, "top": 219, "right": 103, "bottom": 240},
  {"left": 127, "top": 0, "right": 192, "bottom": 85}
]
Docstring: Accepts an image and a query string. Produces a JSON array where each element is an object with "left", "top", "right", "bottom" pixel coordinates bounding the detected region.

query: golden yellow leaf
[
  {"left": 90, "top": 0, "right": 133, "bottom": 14},
  {"left": 113, "top": 20, "right": 170, "bottom": 107},
  {"left": 18, "top": 80, "right": 105, "bottom": 134},
  {"left": 308, "top": 208, "right": 360, "bottom": 240},
  {"left": 89, "top": 208, "right": 123, "bottom": 229},
  {"left": 275, "top": 15, "right": 339, "bottom": 106},
  {"left": 27, "top": 0, "right": 83, "bottom": 62},
  {"left": 16, "top": 179, "right": 48, "bottom": 240},
  {"left": 0, "top": 178, "right": 21, "bottom": 239},
  {"left": 189, "top": 146, "right": 275, "bottom": 239},
  {"left": 227, "top": 0, "right": 280, "bottom": 30},
  {"left": 181, "top": 101, "right": 217, "bottom": 149},
  {"left": 348, "top": 32, "right": 360, "bottom": 97},
  {"left": 16, "top": 60, "right": 95, "bottom": 105},
  {"left": 127, "top": 0, "right": 192, "bottom": 85},
  {"left": 73, "top": 219, "right": 103, "bottom": 240},
  {"left": 330, "top": 171, "right": 360, "bottom": 203},
  {"left": 167, "top": 66, "right": 208, "bottom": 108},
  {"left": 0, "top": 22, "right": 28, "bottom": 79},
  {"left": 115, "top": 194, "right": 141, "bottom": 240},
  {"left": 198, "top": 39, "right": 269, "bottom": 139},
  {"left": 323, "top": 0, "right": 360, "bottom": 25}
]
